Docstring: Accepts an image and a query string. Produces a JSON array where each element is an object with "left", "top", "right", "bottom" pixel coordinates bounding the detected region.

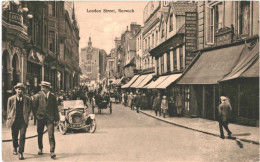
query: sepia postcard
[{"left": 1, "top": 0, "right": 259, "bottom": 161}]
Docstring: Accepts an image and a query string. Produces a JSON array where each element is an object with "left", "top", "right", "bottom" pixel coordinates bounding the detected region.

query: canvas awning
[
  {"left": 177, "top": 44, "right": 245, "bottom": 84},
  {"left": 136, "top": 73, "right": 154, "bottom": 88},
  {"left": 146, "top": 75, "right": 169, "bottom": 89},
  {"left": 156, "top": 73, "right": 182, "bottom": 89},
  {"left": 130, "top": 75, "right": 147, "bottom": 88},
  {"left": 121, "top": 75, "right": 139, "bottom": 88},
  {"left": 221, "top": 42, "right": 259, "bottom": 81}
]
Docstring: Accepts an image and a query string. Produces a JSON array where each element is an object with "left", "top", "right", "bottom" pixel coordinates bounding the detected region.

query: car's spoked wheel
[
  {"left": 88, "top": 119, "right": 97, "bottom": 133},
  {"left": 59, "top": 121, "right": 67, "bottom": 135}
]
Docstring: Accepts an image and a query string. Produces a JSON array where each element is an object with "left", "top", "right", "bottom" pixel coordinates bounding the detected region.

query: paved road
[{"left": 2, "top": 103, "right": 259, "bottom": 161}]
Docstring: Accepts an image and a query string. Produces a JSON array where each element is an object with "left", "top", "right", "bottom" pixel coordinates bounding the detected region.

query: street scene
[
  {"left": 1, "top": 0, "right": 259, "bottom": 161},
  {"left": 2, "top": 103, "right": 260, "bottom": 161}
]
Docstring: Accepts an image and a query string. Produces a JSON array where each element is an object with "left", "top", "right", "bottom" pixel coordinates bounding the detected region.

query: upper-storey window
[
  {"left": 206, "top": 2, "right": 224, "bottom": 44},
  {"left": 48, "top": 2, "right": 55, "bottom": 17},
  {"left": 169, "top": 13, "right": 173, "bottom": 32},
  {"left": 152, "top": 34, "right": 154, "bottom": 49},
  {"left": 161, "top": 21, "right": 165, "bottom": 38},
  {"left": 156, "top": 30, "right": 158, "bottom": 46},
  {"left": 49, "top": 31, "right": 55, "bottom": 52},
  {"left": 87, "top": 54, "right": 92, "bottom": 60},
  {"left": 239, "top": 1, "right": 250, "bottom": 36}
]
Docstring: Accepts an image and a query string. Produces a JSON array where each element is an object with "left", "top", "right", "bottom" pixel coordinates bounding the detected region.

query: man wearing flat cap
[
  {"left": 32, "top": 81, "right": 59, "bottom": 159},
  {"left": 6, "top": 83, "right": 32, "bottom": 160}
]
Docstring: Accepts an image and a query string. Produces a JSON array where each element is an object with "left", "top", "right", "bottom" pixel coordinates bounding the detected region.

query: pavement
[
  {"left": 2, "top": 119, "right": 47, "bottom": 142},
  {"left": 138, "top": 108, "right": 259, "bottom": 145},
  {"left": 2, "top": 104, "right": 259, "bottom": 145}
]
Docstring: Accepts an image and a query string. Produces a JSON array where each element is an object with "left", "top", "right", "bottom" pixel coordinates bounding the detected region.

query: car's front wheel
[
  {"left": 88, "top": 119, "right": 96, "bottom": 133},
  {"left": 59, "top": 120, "right": 67, "bottom": 135}
]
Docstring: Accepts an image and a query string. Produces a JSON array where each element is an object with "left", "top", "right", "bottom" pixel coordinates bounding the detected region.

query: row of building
[
  {"left": 109, "top": 1, "right": 259, "bottom": 126},
  {"left": 2, "top": 1, "right": 81, "bottom": 112}
]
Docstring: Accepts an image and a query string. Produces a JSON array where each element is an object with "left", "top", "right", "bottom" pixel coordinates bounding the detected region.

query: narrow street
[{"left": 2, "top": 103, "right": 259, "bottom": 161}]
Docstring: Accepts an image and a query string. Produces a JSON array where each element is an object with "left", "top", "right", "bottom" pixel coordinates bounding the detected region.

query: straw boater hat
[
  {"left": 14, "top": 83, "right": 25, "bottom": 89},
  {"left": 163, "top": 95, "right": 167, "bottom": 99},
  {"left": 39, "top": 81, "right": 51, "bottom": 88}
]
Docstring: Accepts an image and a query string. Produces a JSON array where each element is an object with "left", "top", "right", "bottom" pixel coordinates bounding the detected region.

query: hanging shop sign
[{"left": 185, "top": 12, "right": 197, "bottom": 67}]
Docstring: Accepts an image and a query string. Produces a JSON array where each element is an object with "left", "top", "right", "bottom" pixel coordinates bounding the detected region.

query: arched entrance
[
  {"left": 12, "top": 54, "right": 19, "bottom": 92},
  {"left": 2, "top": 50, "right": 10, "bottom": 113}
]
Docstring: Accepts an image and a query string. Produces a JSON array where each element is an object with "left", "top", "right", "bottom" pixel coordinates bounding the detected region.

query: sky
[{"left": 74, "top": 1, "right": 147, "bottom": 54}]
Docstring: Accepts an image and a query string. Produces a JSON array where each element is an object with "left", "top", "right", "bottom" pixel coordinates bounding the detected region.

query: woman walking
[{"left": 161, "top": 96, "right": 168, "bottom": 118}]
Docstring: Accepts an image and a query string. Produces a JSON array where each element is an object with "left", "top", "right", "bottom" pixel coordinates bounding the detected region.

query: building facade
[
  {"left": 2, "top": 1, "right": 80, "bottom": 114},
  {"left": 80, "top": 37, "right": 107, "bottom": 82},
  {"left": 177, "top": 1, "right": 259, "bottom": 126}
]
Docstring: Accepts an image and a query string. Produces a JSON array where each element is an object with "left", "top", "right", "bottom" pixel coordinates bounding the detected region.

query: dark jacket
[
  {"left": 153, "top": 97, "right": 161, "bottom": 111},
  {"left": 6, "top": 95, "right": 32, "bottom": 127},
  {"left": 33, "top": 91, "right": 59, "bottom": 122}
]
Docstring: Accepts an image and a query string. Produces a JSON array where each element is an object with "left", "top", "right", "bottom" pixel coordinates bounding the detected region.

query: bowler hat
[
  {"left": 39, "top": 81, "right": 51, "bottom": 88},
  {"left": 14, "top": 83, "right": 25, "bottom": 89}
]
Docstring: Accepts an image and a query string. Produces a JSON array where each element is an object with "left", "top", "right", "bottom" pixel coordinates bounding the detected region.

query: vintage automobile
[{"left": 59, "top": 100, "right": 96, "bottom": 135}]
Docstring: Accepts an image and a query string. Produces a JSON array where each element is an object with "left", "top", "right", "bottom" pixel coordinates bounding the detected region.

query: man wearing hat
[
  {"left": 32, "top": 81, "right": 59, "bottom": 158},
  {"left": 6, "top": 83, "right": 32, "bottom": 160},
  {"left": 218, "top": 96, "right": 232, "bottom": 139}
]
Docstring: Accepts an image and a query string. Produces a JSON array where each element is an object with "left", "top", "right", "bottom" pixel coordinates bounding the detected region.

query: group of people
[
  {"left": 121, "top": 91, "right": 183, "bottom": 118},
  {"left": 121, "top": 90, "right": 233, "bottom": 139},
  {"left": 6, "top": 81, "right": 60, "bottom": 160}
]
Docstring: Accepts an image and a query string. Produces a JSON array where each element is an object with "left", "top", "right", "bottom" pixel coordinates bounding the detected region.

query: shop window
[
  {"left": 184, "top": 86, "right": 190, "bottom": 111},
  {"left": 169, "top": 13, "right": 173, "bottom": 32},
  {"left": 239, "top": 1, "right": 250, "bottom": 36},
  {"left": 167, "top": 52, "right": 170, "bottom": 72},
  {"left": 206, "top": 2, "right": 224, "bottom": 44}
]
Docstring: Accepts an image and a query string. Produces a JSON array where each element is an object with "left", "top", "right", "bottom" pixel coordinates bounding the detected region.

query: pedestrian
[
  {"left": 122, "top": 93, "right": 125, "bottom": 105},
  {"left": 124, "top": 92, "right": 128, "bottom": 107},
  {"left": 218, "top": 96, "right": 232, "bottom": 139},
  {"left": 161, "top": 96, "right": 168, "bottom": 118},
  {"left": 135, "top": 92, "right": 141, "bottom": 113},
  {"left": 168, "top": 96, "right": 175, "bottom": 117},
  {"left": 32, "top": 81, "right": 60, "bottom": 159},
  {"left": 141, "top": 93, "right": 148, "bottom": 110},
  {"left": 176, "top": 92, "right": 182, "bottom": 116},
  {"left": 6, "top": 83, "right": 32, "bottom": 160},
  {"left": 153, "top": 93, "right": 161, "bottom": 116},
  {"left": 129, "top": 92, "right": 133, "bottom": 109}
]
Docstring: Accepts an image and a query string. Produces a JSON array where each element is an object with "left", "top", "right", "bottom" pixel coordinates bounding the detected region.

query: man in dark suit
[
  {"left": 33, "top": 81, "right": 59, "bottom": 159},
  {"left": 6, "top": 83, "right": 32, "bottom": 160}
]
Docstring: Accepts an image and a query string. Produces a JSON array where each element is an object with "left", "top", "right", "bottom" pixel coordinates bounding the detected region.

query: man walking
[
  {"left": 218, "top": 96, "right": 232, "bottom": 139},
  {"left": 153, "top": 93, "right": 161, "bottom": 116},
  {"left": 6, "top": 83, "right": 32, "bottom": 160},
  {"left": 33, "top": 81, "right": 59, "bottom": 158}
]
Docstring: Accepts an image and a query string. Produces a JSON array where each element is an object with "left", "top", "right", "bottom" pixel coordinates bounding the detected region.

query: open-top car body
[{"left": 59, "top": 100, "right": 96, "bottom": 135}]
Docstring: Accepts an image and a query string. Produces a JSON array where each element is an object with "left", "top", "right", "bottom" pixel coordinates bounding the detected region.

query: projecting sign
[{"left": 185, "top": 12, "right": 197, "bottom": 67}]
